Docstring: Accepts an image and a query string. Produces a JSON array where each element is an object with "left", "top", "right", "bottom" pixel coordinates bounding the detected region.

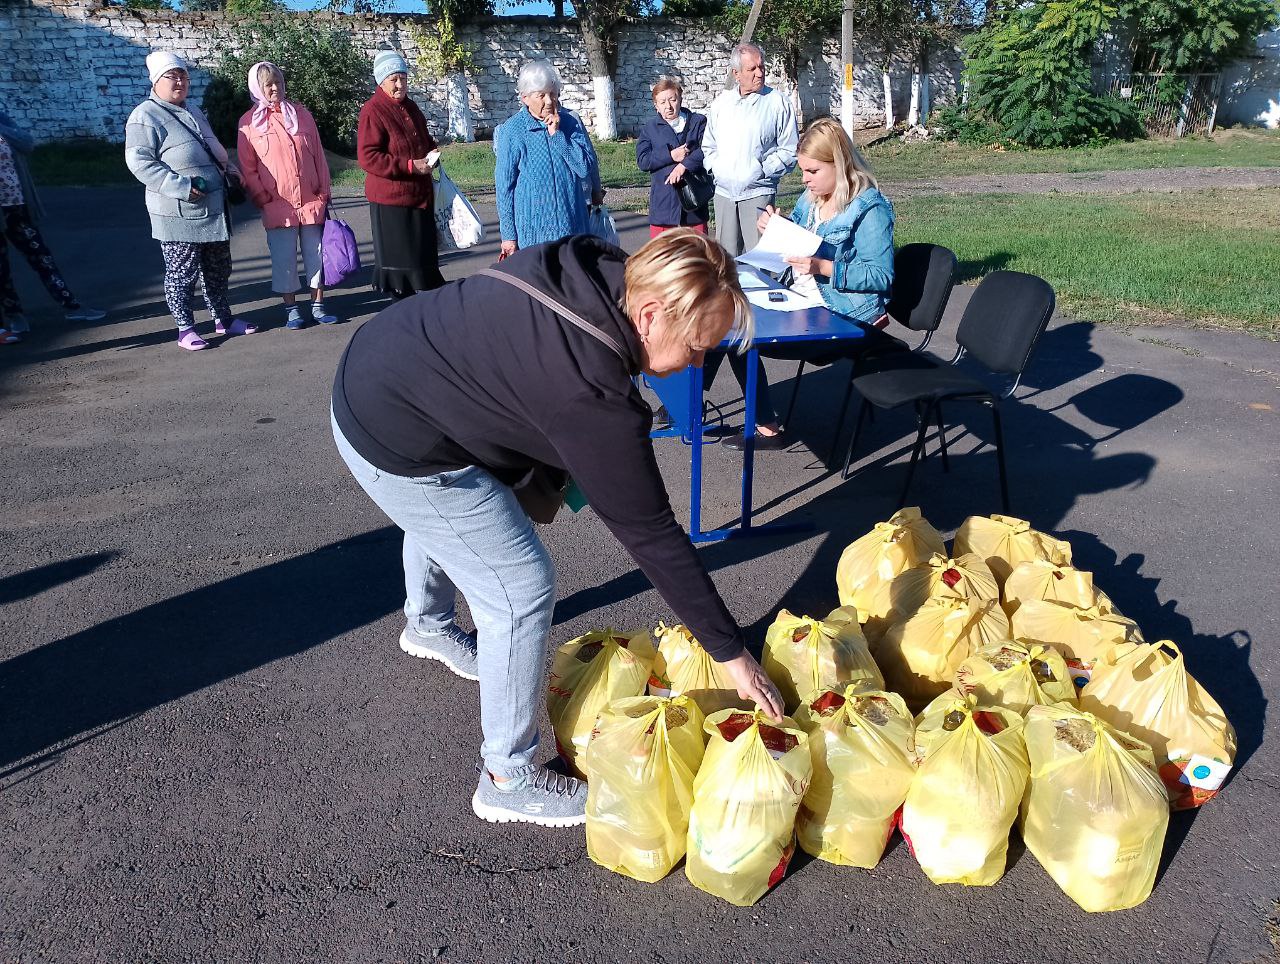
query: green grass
[
  {"left": 893, "top": 188, "right": 1280, "bottom": 335},
  {"left": 865, "top": 127, "right": 1280, "bottom": 181}
]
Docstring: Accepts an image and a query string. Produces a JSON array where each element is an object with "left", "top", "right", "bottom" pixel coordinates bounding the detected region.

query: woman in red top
[
  {"left": 357, "top": 50, "right": 444, "bottom": 299},
  {"left": 237, "top": 61, "right": 336, "bottom": 329}
]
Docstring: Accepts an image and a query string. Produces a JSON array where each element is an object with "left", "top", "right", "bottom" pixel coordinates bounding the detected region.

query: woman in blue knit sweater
[{"left": 495, "top": 60, "right": 603, "bottom": 258}]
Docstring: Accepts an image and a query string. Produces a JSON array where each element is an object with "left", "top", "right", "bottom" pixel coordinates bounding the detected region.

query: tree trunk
[
  {"left": 576, "top": 0, "right": 618, "bottom": 140},
  {"left": 553, "top": 0, "right": 564, "bottom": 17},
  {"left": 882, "top": 68, "right": 895, "bottom": 129},
  {"left": 908, "top": 69, "right": 921, "bottom": 126},
  {"left": 445, "top": 72, "right": 474, "bottom": 142}
]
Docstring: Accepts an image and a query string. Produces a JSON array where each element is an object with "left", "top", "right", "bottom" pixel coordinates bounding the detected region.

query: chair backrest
[
  {"left": 885, "top": 243, "right": 959, "bottom": 334},
  {"left": 956, "top": 271, "right": 1056, "bottom": 376}
]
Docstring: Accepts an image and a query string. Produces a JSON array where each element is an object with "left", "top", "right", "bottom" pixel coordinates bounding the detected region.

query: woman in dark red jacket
[{"left": 357, "top": 51, "right": 444, "bottom": 298}]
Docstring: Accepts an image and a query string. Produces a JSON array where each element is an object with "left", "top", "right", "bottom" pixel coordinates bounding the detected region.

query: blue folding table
[{"left": 647, "top": 301, "right": 868, "bottom": 542}]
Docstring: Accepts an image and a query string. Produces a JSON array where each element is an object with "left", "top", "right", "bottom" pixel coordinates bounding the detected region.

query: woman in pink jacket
[{"left": 237, "top": 61, "right": 337, "bottom": 330}]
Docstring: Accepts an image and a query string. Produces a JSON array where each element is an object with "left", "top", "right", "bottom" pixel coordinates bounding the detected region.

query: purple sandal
[
  {"left": 215, "top": 317, "right": 259, "bottom": 337},
  {"left": 177, "top": 328, "right": 209, "bottom": 351}
]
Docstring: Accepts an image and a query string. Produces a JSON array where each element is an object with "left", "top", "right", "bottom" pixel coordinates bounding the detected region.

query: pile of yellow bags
[
  {"left": 559, "top": 509, "right": 1234, "bottom": 913},
  {"left": 546, "top": 628, "right": 655, "bottom": 777},
  {"left": 685, "top": 709, "right": 813, "bottom": 906},
  {"left": 584, "top": 695, "right": 706, "bottom": 882},
  {"left": 762, "top": 608, "right": 883, "bottom": 713},
  {"left": 794, "top": 684, "right": 915, "bottom": 868}
]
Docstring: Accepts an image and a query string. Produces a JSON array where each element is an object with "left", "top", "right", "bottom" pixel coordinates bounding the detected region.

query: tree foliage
[
  {"left": 951, "top": 0, "right": 1141, "bottom": 146},
  {"left": 201, "top": 16, "right": 370, "bottom": 153},
  {"left": 718, "top": 0, "right": 840, "bottom": 94},
  {"left": 1128, "top": 0, "right": 1279, "bottom": 71}
]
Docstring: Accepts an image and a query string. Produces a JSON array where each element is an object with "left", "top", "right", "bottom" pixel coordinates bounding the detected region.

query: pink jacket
[{"left": 237, "top": 103, "right": 331, "bottom": 229}]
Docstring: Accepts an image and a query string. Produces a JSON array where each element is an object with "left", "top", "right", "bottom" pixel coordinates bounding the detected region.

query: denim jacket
[{"left": 791, "top": 187, "right": 894, "bottom": 323}]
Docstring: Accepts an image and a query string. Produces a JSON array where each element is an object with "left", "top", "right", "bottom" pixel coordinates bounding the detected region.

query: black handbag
[
  {"left": 677, "top": 168, "right": 715, "bottom": 214},
  {"left": 477, "top": 267, "right": 630, "bottom": 524}
]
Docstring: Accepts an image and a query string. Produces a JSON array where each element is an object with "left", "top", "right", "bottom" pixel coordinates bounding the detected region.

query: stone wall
[{"left": 0, "top": 0, "right": 960, "bottom": 144}]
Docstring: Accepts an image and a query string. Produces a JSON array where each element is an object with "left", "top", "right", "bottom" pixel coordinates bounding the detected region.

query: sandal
[
  {"left": 215, "top": 318, "right": 258, "bottom": 336},
  {"left": 177, "top": 328, "right": 209, "bottom": 351},
  {"left": 0, "top": 328, "right": 20, "bottom": 345}
]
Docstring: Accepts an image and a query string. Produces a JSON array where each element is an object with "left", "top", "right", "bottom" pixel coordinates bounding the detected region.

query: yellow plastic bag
[
  {"left": 1021, "top": 704, "right": 1169, "bottom": 912},
  {"left": 685, "top": 709, "right": 812, "bottom": 906},
  {"left": 648, "top": 622, "right": 744, "bottom": 716},
  {"left": 887, "top": 552, "right": 1000, "bottom": 622},
  {"left": 1002, "top": 559, "right": 1099, "bottom": 617},
  {"left": 585, "top": 695, "right": 707, "bottom": 882},
  {"left": 547, "top": 628, "right": 656, "bottom": 777},
  {"left": 901, "top": 695, "right": 1029, "bottom": 885},
  {"left": 952, "top": 640, "right": 1076, "bottom": 714},
  {"left": 954, "top": 514, "right": 1072, "bottom": 586},
  {"left": 762, "top": 607, "right": 884, "bottom": 713},
  {"left": 1080, "top": 641, "right": 1236, "bottom": 809},
  {"left": 793, "top": 685, "right": 915, "bottom": 868},
  {"left": 835, "top": 507, "right": 946, "bottom": 625},
  {"left": 873, "top": 595, "right": 1012, "bottom": 711},
  {"left": 1012, "top": 599, "right": 1143, "bottom": 693}
]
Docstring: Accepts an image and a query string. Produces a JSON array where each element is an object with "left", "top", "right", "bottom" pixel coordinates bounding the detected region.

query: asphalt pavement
[{"left": 1, "top": 186, "right": 1276, "bottom": 963}]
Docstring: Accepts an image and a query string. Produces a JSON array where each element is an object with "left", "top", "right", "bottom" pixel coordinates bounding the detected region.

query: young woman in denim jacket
[{"left": 723, "top": 117, "right": 895, "bottom": 451}]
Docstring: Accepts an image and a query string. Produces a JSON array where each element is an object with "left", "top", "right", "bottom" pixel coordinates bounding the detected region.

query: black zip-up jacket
[{"left": 332, "top": 235, "right": 745, "bottom": 661}]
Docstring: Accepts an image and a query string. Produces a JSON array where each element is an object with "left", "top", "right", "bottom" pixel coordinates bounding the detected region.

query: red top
[{"left": 356, "top": 87, "right": 437, "bottom": 209}]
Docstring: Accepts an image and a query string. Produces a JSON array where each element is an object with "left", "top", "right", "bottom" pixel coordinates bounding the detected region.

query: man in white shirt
[{"left": 703, "top": 43, "right": 798, "bottom": 257}]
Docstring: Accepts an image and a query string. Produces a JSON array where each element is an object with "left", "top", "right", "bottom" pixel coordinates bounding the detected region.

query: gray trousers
[{"left": 713, "top": 193, "right": 775, "bottom": 258}]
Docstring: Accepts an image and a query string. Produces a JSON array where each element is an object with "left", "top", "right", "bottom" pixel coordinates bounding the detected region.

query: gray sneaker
[
  {"left": 472, "top": 766, "right": 587, "bottom": 827},
  {"left": 65, "top": 307, "right": 107, "bottom": 322},
  {"left": 398, "top": 624, "right": 479, "bottom": 681}
]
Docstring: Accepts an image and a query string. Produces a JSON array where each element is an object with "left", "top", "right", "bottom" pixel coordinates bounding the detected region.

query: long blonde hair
[
  {"left": 624, "top": 229, "right": 753, "bottom": 352},
  {"left": 797, "top": 117, "right": 878, "bottom": 215}
]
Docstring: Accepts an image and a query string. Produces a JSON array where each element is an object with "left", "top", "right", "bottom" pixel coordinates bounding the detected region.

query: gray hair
[
  {"left": 730, "top": 43, "right": 765, "bottom": 71},
  {"left": 516, "top": 59, "right": 562, "bottom": 97}
]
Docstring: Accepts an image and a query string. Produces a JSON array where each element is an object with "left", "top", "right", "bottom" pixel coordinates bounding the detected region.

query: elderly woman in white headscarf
[
  {"left": 494, "top": 59, "right": 603, "bottom": 258},
  {"left": 237, "top": 61, "right": 336, "bottom": 330}
]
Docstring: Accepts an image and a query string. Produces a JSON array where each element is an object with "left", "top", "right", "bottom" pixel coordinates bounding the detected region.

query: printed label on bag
[
  {"left": 1176, "top": 754, "right": 1231, "bottom": 791},
  {"left": 1159, "top": 756, "right": 1231, "bottom": 809},
  {"left": 1065, "top": 657, "right": 1093, "bottom": 690}
]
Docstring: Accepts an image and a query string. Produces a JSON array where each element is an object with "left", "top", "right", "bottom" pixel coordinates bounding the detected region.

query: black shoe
[
  {"left": 654, "top": 404, "right": 671, "bottom": 429},
  {"left": 702, "top": 423, "right": 739, "bottom": 438},
  {"left": 723, "top": 429, "right": 791, "bottom": 451}
]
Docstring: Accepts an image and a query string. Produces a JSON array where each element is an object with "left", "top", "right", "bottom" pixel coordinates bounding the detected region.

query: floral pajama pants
[
  {"left": 159, "top": 240, "right": 233, "bottom": 331},
  {"left": 0, "top": 203, "right": 79, "bottom": 325}
]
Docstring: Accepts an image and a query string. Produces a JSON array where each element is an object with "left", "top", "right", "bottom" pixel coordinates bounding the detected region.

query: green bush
[
  {"left": 950, "top": 0, "right": 1143, "bottom": 148},
  {"left": 202, "top": 15, "right": 370, "bottom": 154}
]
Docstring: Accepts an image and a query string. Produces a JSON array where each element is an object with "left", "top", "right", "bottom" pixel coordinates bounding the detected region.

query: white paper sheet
[
  {"left": 735, "top": 216, "right": 824, "bottom": 274},
  {"left": 736, "top": 268, "right": 771, "bottom": 290},
  {"left": 745, "top": 286, "right": 826, "bottom": 311}
]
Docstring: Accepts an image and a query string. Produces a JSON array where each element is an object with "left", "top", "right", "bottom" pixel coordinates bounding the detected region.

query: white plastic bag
[
  {"left": 434, "top": 165, "right": 484, "bottom": 250},
  {"left": 588, "top": 204, "right": 621, "bottom": 246}
]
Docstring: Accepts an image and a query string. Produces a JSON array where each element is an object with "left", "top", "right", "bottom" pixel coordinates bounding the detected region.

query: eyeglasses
[{"left": 160, "top": 71, "right": 187, "bottom": 83}]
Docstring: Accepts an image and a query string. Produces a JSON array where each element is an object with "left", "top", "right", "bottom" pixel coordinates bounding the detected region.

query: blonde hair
[
  {"left": 797, "top": 117, "right": 878, "bottom": 214},
  {"left": 624, "top": 229, "right": 753, "bottom": 352},
  {"left": 651, "top": 77, "right": 683, "bottom": 101},
  {"left": 256, "top": 62, "right": 284, "bottom": 92}
]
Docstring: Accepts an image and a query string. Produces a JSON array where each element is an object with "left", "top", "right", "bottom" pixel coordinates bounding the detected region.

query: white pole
[{"left": 841, "top": 0, "right": 855, "bottom": 135}]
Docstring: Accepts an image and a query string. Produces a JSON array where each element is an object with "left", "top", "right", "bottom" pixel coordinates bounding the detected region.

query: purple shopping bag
[{"left": 322, "top": 213, "right": 361, "bottom": 288}]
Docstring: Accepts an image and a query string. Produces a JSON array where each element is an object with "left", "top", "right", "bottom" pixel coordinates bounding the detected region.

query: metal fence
[{"left": 1103, "top": 72, "right": 1223, "bottom": 137}]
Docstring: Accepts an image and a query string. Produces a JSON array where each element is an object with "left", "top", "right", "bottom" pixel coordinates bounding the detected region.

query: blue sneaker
[
  {"left": 312, "top": 303, "right": 339, "bottom": 325},
  {"left": 285, "top": 306, "right": 306, "bottom": 330}
]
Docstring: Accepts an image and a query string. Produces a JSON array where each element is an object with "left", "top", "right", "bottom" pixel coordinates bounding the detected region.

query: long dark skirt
[{"left": 369, "top": 202, "right": 445, "bottom": 297}]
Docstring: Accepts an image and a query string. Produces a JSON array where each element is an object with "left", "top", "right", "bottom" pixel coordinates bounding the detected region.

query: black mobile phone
[{"left": 768, "top": 291, "right": 786, "bottom": 302}]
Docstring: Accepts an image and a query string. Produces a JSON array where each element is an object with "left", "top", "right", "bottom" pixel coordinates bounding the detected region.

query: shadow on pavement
[
  {"left": 0, "top": 552, "right": 116, "bottom": 606},
  {"left": 0, "top": 529, "right": 403, "bottom": 773}
]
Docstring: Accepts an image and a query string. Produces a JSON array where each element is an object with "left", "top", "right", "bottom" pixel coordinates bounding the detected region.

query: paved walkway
[{"left": 0, "top": 187, "right": 1276, "bottom": 963}]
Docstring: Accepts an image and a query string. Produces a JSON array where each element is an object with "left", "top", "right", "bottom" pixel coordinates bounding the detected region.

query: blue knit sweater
[{"left": 495, "top": 107, "right": 599, "bottom": 247}]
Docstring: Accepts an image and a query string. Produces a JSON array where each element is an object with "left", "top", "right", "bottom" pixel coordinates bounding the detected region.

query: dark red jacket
[{"left": 357, "top": 87, "right": 437, "bottom": 209}]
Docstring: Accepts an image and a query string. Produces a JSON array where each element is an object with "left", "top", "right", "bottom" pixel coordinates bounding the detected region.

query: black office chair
[
  {"left": 841, "top": 270, "right": 1056, "bottom": 512},
  {"left": 773, "top": 243, "right": 959, "bottom": 459}
]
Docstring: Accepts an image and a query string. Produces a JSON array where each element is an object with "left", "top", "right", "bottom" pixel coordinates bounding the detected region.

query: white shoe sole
[
  {"left": 398, "top": 628, "right": 480, "bottom": 681},
  {"left": 471, "top": 790, "right": 586, "bottom": 827}
]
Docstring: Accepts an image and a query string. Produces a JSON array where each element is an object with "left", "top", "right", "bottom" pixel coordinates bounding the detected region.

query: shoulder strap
[
  {"left": 153, "top": 102, "right": 227, "bottom": 176},
  {"left": 478, "top": 267, "right": 628, "bottom": 363}
]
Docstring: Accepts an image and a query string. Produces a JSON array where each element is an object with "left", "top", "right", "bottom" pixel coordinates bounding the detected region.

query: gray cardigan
[{"left": 125, "top": 95, "right": 229, "bottom": 243}]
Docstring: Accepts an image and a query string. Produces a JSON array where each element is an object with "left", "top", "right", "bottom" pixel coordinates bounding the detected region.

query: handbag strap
[
  {"left": 478, "top": 267, "right": 628, "bottom": 363},
  {"left": 153, "top": 102, "right": 229, "bottom": 178}
]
